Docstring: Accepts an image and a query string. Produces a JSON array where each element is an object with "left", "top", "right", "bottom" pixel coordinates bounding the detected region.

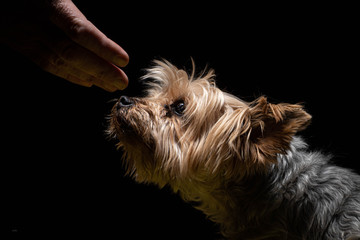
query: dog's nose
[{"left": 117, "top": 96, "right": 134, "bottom": 109}]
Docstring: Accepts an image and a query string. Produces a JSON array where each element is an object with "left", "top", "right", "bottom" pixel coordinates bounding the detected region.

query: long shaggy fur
[{"left": 108, "top": 60, "right": 360, "bottom": 239}]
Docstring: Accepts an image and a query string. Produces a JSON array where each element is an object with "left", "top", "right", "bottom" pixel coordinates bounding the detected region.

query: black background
[{"left": 3, "top": 1, "right": 358, "bottom": 239}]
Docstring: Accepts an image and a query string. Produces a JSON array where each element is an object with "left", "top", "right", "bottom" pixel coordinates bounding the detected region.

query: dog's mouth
[
  {"left": 109, "top": 96, "right": 147, "bottom": 139},
  {"left": 108, "top": 96, "right": 156, "bottom": 151},
  {"left": 110, "top": 107, "right": 135, "bottom": 136}
]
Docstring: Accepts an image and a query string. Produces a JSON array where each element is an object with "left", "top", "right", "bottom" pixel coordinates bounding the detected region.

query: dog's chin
[
  {"left": 113, "top": 119, "right": 136, "bottom": 140},
  {"left": 109, "top": 108, "right": 135, "bottom": 140},
  {"left": 111, "top": 109, "right": 153, "bottom": 149}
]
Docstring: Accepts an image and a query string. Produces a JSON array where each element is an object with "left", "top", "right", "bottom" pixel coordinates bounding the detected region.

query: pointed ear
[
  {"left": 199, "top": 96, "right": 311, "bottom": 178},
  {"left": 247, "top": 96, "right": 312, "bottom": 164}
]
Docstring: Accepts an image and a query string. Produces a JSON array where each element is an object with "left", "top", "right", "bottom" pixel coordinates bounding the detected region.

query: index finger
[{"left": 47, "top": 0, "right": 129, "bottom": 67}]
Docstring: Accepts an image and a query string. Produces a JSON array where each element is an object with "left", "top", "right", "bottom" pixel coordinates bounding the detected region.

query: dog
[{"left": 107, "top": 60, "right": 360, "bottom": 239}]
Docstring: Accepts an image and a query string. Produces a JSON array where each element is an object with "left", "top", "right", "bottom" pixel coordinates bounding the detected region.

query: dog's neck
[
  {"left": 172, "top": 137, "right": 312, "bottom": 239},
  {"left": 173, "top": 172, "right": 273, "bottom": 236}
]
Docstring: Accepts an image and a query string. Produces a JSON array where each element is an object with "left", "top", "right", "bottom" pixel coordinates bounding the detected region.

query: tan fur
[{"left": 108, "top": 60, "right": 312, "bottom": 238}]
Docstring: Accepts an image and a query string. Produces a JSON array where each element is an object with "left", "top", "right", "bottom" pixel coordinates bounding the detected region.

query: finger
[
  {"left": 53, "top": 67, "right": 119, "bottom": 92},
  {"left": 44, "top": 59, "right": 118, "bottom": 92},
  {"left": 47, "top": 0, "right": 129, "bottom": 67},
  {"left": 20, "top": 43, "right": 118, "bottom": 92},
  {"left": 43, "top": 57, "right": 119, "bottom": 92},
  {"left": 40, "top": 29, "right": 128, "bottom": 90}
]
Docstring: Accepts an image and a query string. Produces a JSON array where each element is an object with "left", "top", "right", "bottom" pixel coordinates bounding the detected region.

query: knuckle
[
  {"left": 66, "top": 18, "right": 88, "bottom": 41},
  {"left": 93, "top": 70, "right": 107, "bottom": 80},
  {"left": 51, "top": 55, "right": 66, "bottom": 67},
  {"left": 59, "top": 44, "right": 78, "bottom": 62},
  {"left": 33, "top": 56, "right": 61, "bottom": 76}
]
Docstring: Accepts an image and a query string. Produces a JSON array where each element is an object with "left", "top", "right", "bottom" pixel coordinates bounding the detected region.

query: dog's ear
[
  {"left": 198, "top": 96, "right": 311, "bottom": 178},
  {"left": 242, "top": 96, "right": 311, "bottom": 166}
]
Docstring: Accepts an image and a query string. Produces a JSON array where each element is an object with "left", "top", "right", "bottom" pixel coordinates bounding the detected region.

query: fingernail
[
  {"left": 114, "top": 54, "right": 129, "bottom": 67},
  {"left": 113, "top": 79, "right": 127, "bottom": 90}
]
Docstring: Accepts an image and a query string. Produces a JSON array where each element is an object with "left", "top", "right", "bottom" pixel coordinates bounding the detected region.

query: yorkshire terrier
[{"left": 108, "top": 60, "right": 360, "bottom": 239}]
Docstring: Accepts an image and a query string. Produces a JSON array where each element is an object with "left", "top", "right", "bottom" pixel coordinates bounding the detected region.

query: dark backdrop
[{"left": 3, "top": 2, "right": 358, "bottom": 239}]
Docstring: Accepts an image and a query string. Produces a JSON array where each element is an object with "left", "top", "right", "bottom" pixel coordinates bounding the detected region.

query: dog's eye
[{"left": 172, "top": 100, "right": 186, "bottom": 116}]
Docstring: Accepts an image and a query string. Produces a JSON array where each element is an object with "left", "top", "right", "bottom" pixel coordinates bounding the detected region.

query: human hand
[{"left": 1, "top": 0, "right": 129, "bottom": 92}]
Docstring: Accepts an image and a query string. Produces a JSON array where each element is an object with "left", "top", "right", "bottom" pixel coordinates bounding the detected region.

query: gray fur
[{"left": 230, "top": 137, "right": 360, "bottom": 239}]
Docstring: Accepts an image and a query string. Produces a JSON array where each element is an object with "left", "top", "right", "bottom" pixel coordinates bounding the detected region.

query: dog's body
[
  {"left": 108, "top": 60, "right": 360, "bottom": 239},
  {"left": 213, "top": 137, "right": 360, "bottom": 239}
]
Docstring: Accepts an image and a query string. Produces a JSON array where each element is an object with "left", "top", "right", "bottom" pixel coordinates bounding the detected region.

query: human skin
[{"left": 1, "top": 0, "right": 129, "bottom": 92}]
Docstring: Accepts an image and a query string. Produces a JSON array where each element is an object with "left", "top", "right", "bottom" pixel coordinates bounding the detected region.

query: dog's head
[{"left": 108, "top": 60, "right": 311, "bottom": 185}]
